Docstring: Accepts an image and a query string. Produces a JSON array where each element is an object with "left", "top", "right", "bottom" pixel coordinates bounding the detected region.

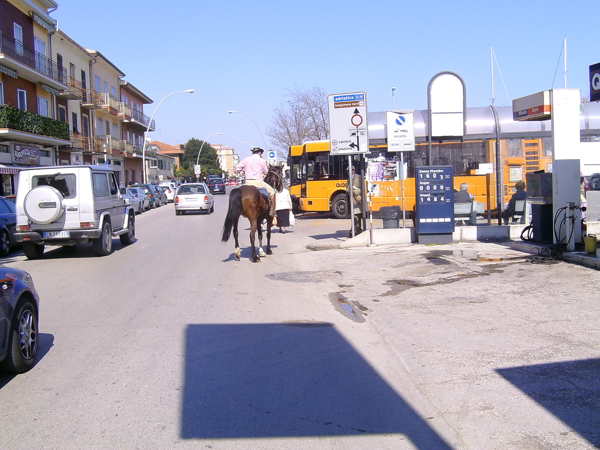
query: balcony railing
[
  {"left": 100, "top": 93, "right": 119, "bottom": 115},
  {"left": 94, "top": 135, "right": 125, "bottom": 153},
  {"left": 131, "top": 108, "right": 155, "bottom": 131},
  {"left": 81, "top": 89, "right": 103, "bottom": 108},
  {"left": 118, "top": 102, "right": 132, "bottom": 119},
  {"left": 0, "top": 104, "right": 69, "bottom": 140},
  {"left": 68, "top": 132, "right": 95, "bottom": 153},
  {"left": 0, "top": 33, "right": 67, "bottom": 84},
  {"left": 59, "top": 76, "right": 83, "bottom": 99}
]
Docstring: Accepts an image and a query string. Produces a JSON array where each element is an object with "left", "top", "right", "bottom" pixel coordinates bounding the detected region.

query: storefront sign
[{"left": 14, "top": 145, "right": 39, "bottom": 165}]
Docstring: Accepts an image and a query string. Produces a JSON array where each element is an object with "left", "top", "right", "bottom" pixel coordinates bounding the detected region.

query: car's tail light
[
  {"left": 80, "top": 222, "right": 94, "bottom": 228},
  {"left": 175, "top": 197, "right": 180, "bottom": 204},
  {"left": 148, "top": 193, "right": 152, "bottom": 198},
  {"left": 204, "top": 195, "right": 208, "bottom": 201},
  {"left": 17, "top": 225, "right": 30, "bottom": 232}
]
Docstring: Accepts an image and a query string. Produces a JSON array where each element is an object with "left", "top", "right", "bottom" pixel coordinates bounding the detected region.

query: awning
[
  {"left": 0, "top": 165, "right": 27, "bottom": 174},
  {"left": 0, "top": 64, "right": 19, "bottom": 79},
  {"left": 31, "top": 11, "right": 55, "bottom": 32},
  {"left": 41, "top": 84, "right": 60, "bottom": 96}
]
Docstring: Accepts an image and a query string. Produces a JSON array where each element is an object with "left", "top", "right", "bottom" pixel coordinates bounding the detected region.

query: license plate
[
  {"left": 43, "top": 231, "right": 70, "bottom": 238},
  {"left": 186, "top": 197, "right": 197, "bottom": 202}
]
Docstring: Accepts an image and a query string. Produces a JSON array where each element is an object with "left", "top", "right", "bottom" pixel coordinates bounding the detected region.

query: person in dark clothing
[
  {"left": 503, "top": 180, "right": 527, "bottom": 224},
  {"left": 454, "top": 183, "right": 473, "bottom": 203}
]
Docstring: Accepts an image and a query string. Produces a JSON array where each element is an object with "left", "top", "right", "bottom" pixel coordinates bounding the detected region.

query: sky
[{"left": 53, "top": 0, "right": 596, "bottom": 159}]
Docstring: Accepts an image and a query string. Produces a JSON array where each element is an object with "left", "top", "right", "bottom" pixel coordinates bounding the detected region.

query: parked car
[
  {"left": 154, "top": 186, "right": 168, "bottom": 206},
  {"left": 0, "top": 267, "right": 40, "bottom": 373},
  {"left": 207, "top": 178, "right": 226, "bottom": 194},
  {"left": 120, "top": 187, "right": 143, "bottom": 214},
  {"left": 0, "top": 196, "right": 17, "bottom": 257},
  {"left": 14, "top": 165, "right": 136, "bottom": 259},
  {"left": 132, "top": 184, "right": 160, "bottom": 209},
  {"left": 174, "top": 183, "right": 214, "bottom": 215},
  {"left": 127, "top": 187, "right": 149, "bottom": 211},
  {"left": 159, "top": 182, "right": 178, "bottom": 202},
  {"left": 4, "top": 195, "right": 16, "bottom": 203}
]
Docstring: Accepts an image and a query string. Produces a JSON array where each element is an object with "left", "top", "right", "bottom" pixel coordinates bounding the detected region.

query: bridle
[{"left": 266, "top": 167, "right": 283, "bottom": 192}]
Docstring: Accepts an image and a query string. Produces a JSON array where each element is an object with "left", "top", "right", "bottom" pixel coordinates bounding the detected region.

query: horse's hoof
[
  {"left": 267, "top": 250, "right": 273, "bottom": 255},
  {"left": 235, "top": 255, "right": 240, "bottom": 261},
  {"left": 259, "top": 248, "right": 266, "bottom": 257},
  {"left": 252, "top": 257, "right": 261, "bottom": 263}
]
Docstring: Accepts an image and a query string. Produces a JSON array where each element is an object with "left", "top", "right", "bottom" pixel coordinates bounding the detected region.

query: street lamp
[
  {"left": 392, "top": 87, "right": 396, "bottom": 110},
  {"left": 228, "top": 111, "right": 267, "bottom": 151},
  {"left": 237, "top": 140, "right": 254, "bottom": 149},
  {"left": 196, "top": 132, "right": 223, "bottom": 169},
  {"left": 143, "top": 89, "right": 194, "bottom": 183}
]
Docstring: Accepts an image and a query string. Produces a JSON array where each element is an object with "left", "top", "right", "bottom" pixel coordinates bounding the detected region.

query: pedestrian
[
  {"left": 347, "top": 166, "right": 363, "bottom": 237},
  {"left": 454, "top": 182, "right": 473, "bottom": 203},
  {"left": 236, "top": 147, "right": 276, "bottom": 216},
  {"left": 502, "top": 180, "right": 527, "bottom": 224},
  {"left": 275, "top": 186, "right": 293, "bottom": 233}
]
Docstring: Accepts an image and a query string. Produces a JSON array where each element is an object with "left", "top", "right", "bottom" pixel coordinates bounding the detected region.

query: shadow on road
[
  {"left": 222, "top": 245, "right": 278, "bottom": 262},
  {"left": 181, "top": 323, "right": 452, "bottom": 447},
  {"left": 497, "top": 358, "right": 600, "bottom": 447},
  {"left": 309, "top": 230, "right": 348, "bottom": 241},
  {"left": 0, "top": 333, "right": 54, "bottom": 388}
]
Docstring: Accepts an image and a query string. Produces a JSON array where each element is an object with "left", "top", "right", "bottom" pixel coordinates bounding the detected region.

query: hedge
[{"left": 0, "top": 104, "right": 69, "bottom": 140}]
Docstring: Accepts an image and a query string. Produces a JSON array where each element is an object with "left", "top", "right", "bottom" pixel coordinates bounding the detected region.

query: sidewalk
[{"left": 289, "top": 213, "right": 600, "bottom": 270}]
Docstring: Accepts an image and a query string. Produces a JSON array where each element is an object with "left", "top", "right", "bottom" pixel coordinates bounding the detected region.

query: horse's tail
[{"left": 221, "top": 188, "right": 243, "bottom": 242}]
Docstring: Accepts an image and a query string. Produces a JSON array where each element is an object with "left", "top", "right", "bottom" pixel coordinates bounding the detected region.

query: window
[
  {"left": 112, "top": 123, "right": 119, "bottom": 138},
  {"left": 72, "top": 112, "right": 78, "bottom": 132},
  {"left": 0, "top": 82, "right": 3, "bottom": 105},
  {"left": 32, "top": 174, "right": 76, "bottom": 199},
  {"left": 13, "top": 23, "right": 23, "bottom": 56},
  {"left": 17, "top": 89, "right": 27, "bottom": 111},
  {"left": 39, "top": 150, "right": 50, "bottom": 157},
  {"left": 56, "top": 54, "right": 63, "bottom": 82},
  {"left": 58, "top": 105, "right": 67, "bottom": 123},
  {"left": 109, "top": 173, "right": 118, "bottom": 195},
  {"left": 111, "top": 86, "right": 116, "bottom": 98},
  {"left": 95, "top": 76, "right": 101, "bottom": 92},
  {"left": 34, "top": 38, "right": 47, "bottom": 74},
  {"left": 92, "top": 173, "right": 109, "bottom": 197},
  {"left": 104, "top": 81, "right": 108, "bottom": 93},
  {"left": 0, "top": 145, "right": 9, "bottom": 153},
  {"left": 0, "top": 200, "right": 10, "bottom": 214}
]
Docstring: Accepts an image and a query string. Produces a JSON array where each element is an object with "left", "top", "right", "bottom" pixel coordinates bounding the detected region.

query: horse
[{"left": 221, "top": 166, "right": 284, "bottom": 262}]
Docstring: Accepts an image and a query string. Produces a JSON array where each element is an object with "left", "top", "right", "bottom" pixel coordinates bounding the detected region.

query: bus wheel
[{"left": 332, "top": 193, "right": 350, "bottom": 219}]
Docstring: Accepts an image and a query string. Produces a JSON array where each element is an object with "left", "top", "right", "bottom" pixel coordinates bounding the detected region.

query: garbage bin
[{"left": 380, "top": 206, "right": 401, "bottom": 229}]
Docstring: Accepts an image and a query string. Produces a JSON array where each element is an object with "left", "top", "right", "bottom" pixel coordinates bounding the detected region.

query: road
[{"left": 0, "top": 192, "right": 599, "bottom": 450}]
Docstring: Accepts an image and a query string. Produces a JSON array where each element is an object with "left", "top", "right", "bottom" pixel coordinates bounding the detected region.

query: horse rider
[{"left": 236, "top": 147, "right": 276, "bottom": 217}]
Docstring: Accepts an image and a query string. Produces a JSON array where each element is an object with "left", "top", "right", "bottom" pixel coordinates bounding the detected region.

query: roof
[
  {"left": 56, "top": 30, "right": 95, "bottom": 60},
  {"left": 85, "top": 49, "right": 126, "bottom": 77},
  {"left": 119, "top": 80, "right": 153, "bottom": 104},
  {"left": 149, "top": 141, "right": 184, "bottom": 153}
]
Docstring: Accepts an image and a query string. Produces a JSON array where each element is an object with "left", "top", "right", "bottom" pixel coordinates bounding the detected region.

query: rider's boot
[{"left": 269, "top": 194, "right": 276, "bottom": 217}]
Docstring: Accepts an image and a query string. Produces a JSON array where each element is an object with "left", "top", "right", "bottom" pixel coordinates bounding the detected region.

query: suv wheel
[
  {"left": 23, "top": 242, "right": 44, "bottom": 260},
  {"left": 0, "top": 299, "right": 38, "bottom": 373},
  {"left": 93, "top": 221, "right": 113, "bottom": 256},
  {"left": 0, "top": 229, "right": 10, "bottom": 256},
  {"left": 120, "top": 214, "right": 135, "bottom": 245}
]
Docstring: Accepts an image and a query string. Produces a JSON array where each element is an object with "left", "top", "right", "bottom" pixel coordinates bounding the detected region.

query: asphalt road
[{"left": 0, "top": 192, "right": 599, "bottom": 450}]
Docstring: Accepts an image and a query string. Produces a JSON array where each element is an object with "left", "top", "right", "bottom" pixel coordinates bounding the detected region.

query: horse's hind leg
[
  {"left": 249, "top": 220, "right": 260, "bottom": 262},
  {"left": 233, "top": 218, "right": 241, "bottom": 261},
  {"left": 266, "top": 217, "right": 273, "bottom": 255},
  {"left": 258, "top": 220, "right": 266, "bottom": 257}
]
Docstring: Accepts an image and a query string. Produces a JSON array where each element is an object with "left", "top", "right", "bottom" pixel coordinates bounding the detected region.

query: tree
[
  {"left": 179, "top": 138, "right": 224, "bottom": 179},
  {"left": 266, "top": 86, "right": 329, "bottom": 158}
]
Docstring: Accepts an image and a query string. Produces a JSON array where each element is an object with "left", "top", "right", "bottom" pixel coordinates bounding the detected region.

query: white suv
[
  {"left": 159, "top": 182, "right": 177, "bottom": 202},
  {"left": 15, "top": 165, "right": 136, "bottom": 259}
]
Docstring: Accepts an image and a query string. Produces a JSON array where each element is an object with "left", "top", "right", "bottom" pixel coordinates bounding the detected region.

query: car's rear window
[
  {"left": 210, "top": 179, "right": 224, "bottom": 184},
  {"left": 32, "top": 174, "right": 76, "bottom": 199},
  {"left": 178, "top": 185, "right": 206, "bottom": 195},
  {"left": 127, "top": 189, "right": 139, "bottom": 196}
]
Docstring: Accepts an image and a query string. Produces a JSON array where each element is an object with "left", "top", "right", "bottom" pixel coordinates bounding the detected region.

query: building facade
[
  {"left": 213, "top": 144, "right": 238, "bottom": 178},
  {"left": 0, "top": 0, "right": 69, "bottom": 194},
  {"left": 148, "top": 140, "right": 184, "bottom": 171}
]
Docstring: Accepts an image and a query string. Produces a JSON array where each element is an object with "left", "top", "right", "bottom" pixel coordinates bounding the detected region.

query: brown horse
[{"left": 221, "top": 166, "right": 284, "bottom": 262}]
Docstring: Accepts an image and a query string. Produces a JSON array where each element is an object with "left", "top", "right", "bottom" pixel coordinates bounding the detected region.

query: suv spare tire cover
[{"left": 24, "top": 186, "right": 65, "bottom": 224}]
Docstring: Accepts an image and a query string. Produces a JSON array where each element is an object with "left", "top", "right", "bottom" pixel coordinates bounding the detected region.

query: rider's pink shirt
[{"left": 236, "top": 154, "right": 268, "bottom": 180}]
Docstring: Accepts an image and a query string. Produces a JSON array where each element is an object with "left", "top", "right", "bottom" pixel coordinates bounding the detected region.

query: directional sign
[
  {"left": 328, "top": 92, "right": 369, "bottom": 155},
  {"left": 386, "top": 111, "right": 415, "bottom": 152},
  {"left": 194, "top": 165, "right": 201, "bottom": 175},
  {"left": 267, "top": 150, "right": 277, "bottom": 164}
]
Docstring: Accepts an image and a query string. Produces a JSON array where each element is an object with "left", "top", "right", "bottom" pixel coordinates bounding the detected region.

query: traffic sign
[
  {"left": 194, "top": 165, "right": 201, "bottom": 175},
  {"left": 267, "top": 150, "right": 276, "bottom": 164},
  {"left": 386, "top": 111, "right": 415, "bottom": 152},
  {"left": 328, "top": 92, "right": 369, "bottom": 155}
]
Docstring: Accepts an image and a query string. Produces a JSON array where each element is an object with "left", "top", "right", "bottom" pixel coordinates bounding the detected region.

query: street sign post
[
  {"left": 194, "top": 165, "right": 201, "bottom": 175},
  {"left": 267, "top": 150, "right": 277, "bottom": 164},
  {"left": 328, "top": 92, "right": 369, "bottom": 155},
  {"left": 386, "top": 111, "right": 415, "bottom": 152}
]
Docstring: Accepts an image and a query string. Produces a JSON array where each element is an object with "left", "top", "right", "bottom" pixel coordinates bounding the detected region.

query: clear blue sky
[{"left": 54, "top": 0, "right": 595, "bottom": 158}]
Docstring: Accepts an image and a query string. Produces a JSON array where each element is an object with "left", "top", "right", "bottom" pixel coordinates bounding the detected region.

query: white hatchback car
[
  {"left": 174, "top": 183, "right": 214, "bottom": 215},
  {"left": 159, "top": 182, "right": 178, "bottom": 202}
]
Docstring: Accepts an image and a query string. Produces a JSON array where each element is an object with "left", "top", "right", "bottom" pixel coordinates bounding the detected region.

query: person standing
[
  {"left": 347, "top": 166, "right": 363, "bottom": 237},
  {"left": 275, "top": 186, "right": 293, "bottom": 233},
  {"left": 236, "top": 147, "right": 276, "bottom": 217}
]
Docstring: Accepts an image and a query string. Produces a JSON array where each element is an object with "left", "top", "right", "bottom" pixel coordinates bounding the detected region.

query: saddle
[{"left": 257, "top": 188, "right": 269, "bottom": 200}]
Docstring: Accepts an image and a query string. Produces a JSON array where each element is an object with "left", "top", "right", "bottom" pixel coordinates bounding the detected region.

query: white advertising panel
[
  {"left": 386, "top": 111, "right": 415, "bottom": 152},
  {"left": 328, "top": 92, "right": 369, "bottom": 155},
  {"left": 429, "top": 73, "right": 465, "bottom": 137}
]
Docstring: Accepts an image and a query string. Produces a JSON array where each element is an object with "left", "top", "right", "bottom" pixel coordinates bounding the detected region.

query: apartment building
[
  {"left": 148, "top": 140, "right": 184, "bottom": 171},
  {"left": 146, "top": 152, "right": 175, "bottom": 183},
  {"left": 0, "top": 0, "right": 69, "bottom": 195},
  {"left": 213, "top": 144, "right": 239, "bottom": 178}
]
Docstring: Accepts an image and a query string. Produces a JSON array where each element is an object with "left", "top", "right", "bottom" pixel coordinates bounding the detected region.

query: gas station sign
[{"left": 415, "top": 166, "right": 454, "bottom": 244}]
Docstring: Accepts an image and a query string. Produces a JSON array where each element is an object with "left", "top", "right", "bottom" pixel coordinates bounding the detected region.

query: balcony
[
  {"left": 64, "top": 132, "right": 95, "bottom": 153},
  {"left": 0, "top": 104, "right": 70, "bottom": 145},
  {"left": 81, "top": 89, "right": 102, "bottom": 109},
  {"left": 118, "top": 102, "right": 132, "bottom": 121},
  {"left": 0, "top": 33, "right": 67, "bottom": 91},
  {"left": 100, "top": 93, "right": 119, "bottom": 116},
  {"left": 93, "top": 135, "right": 125, "bottom": 156},
  {"left": 58, "top": 76, "right": 83, "bottom": 100},
  {"left": 129, "top": 108, "right": 156, "bottom": 132}
]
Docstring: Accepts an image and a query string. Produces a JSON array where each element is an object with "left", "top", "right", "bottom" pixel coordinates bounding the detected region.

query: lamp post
[
  {"left": 392, "top": 87, "right": 396, "bottom": 110},
  {"left": 143, "top": 89, "right": 194, "bottom": 183},
  {"left": 228, "top": 111, "right": 267, "bottom": 151},
  {"left": 237, "top": 140, "right": 254, "bottom": 149},
  {"left": 196, "top": 132, "right": 223, "bottom": 173}
]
